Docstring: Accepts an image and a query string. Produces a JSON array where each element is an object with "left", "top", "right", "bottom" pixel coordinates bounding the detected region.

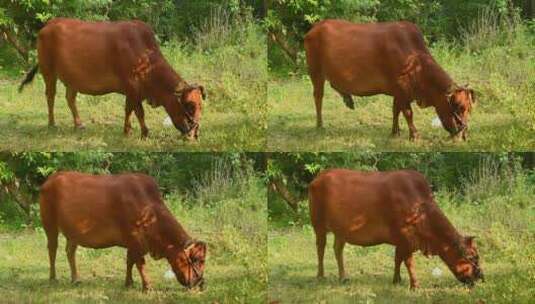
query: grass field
[
  {"left": 0, "top": 20, "right": 266, "bottom": 152},
  {"left": 268, "top": 24, "right": 535, "bottom": 152},
  {"left": 268, "top": 198, "right": 534, "bottom": 303},
  {"left": 0, "top": 175, "right": 267, "bottom": 303}
]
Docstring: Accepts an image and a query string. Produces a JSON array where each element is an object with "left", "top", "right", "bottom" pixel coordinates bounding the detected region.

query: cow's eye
[{"left": 185, "top": 103, "right": 194, "bottom": 112}]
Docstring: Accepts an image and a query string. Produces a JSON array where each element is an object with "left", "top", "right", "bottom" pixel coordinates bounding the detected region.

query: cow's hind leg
[
  {"left": 314, "top": 229, "right": 327, "bottom": 279},
  {"left": 305, "top": 41, "right": 326, "bottom": 128},
  {"left": 333, "top": 235, "right": 347, "bottom": 282},
  {"left": 392, "top": 98, "right": 402, "bottom": 137},
  {"left": 65, "top": 87, "right": 84, "bottom": 129},
  {"left": 393, "top": 246, "right": 404, "bottom": 284},
  {"left": 123, "top": 99, "right": 135, "bottom": 136},
  {"left": 44, "top": 225, "right": 58, "bottom": 281},
  {"left": 40, "top": 199, "right": 58, "bottom": 282},
  {"left": 312, "top": 76, "right": 325, "bottom": 128},
  {"left": 42, "top": 72, "right": 57, "bottom": 127},
  {"left": 125, "top": 250, "right": 135, "bottom": 287},
  {"left": 66, "top": 239, "right": 80, "bottom": 284},
  {"left": 330, "top": 83, "right": 355, "bottom": 110}
]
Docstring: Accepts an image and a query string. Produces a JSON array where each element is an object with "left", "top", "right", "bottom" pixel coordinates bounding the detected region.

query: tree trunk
[
  {"left": 268, "top": 31, "right": 297, "bottom": 64},
  {"left": 0, "top": 26, "right": 29, "bottom": 62},
  {"left": 269, "top": 178, "right": 300, "bottom": 211},
  {"left": 1, "top": 179, "right": 32, "bottom": 216}
]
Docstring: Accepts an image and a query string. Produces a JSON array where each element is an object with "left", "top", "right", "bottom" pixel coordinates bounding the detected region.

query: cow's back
[
  {"left": 308, "top": 169, "right": 433, "bottom": 246},
  {"left": 304, "top": 19, "right": 429, "bottom": 97},
  {"left": 40, "top": 171, "right": 163, "bottom": 248},
  {"left": 37, "top": 18, "right": 158, "bottom": 95}
]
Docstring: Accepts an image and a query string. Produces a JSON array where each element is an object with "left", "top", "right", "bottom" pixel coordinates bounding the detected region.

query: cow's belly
[
  {"left": 54, "top": 50, "right": 125, "bottom": 95},
  {"left": 329, "top": 215, "right": 392, "bottom": 247},
  {"left": 324, "top": 64, "right": 392, "bottom": 97},
  {"left": 57, "top": 69, "right": 123, "bottom": 95},
  {"left": 57, "top": 212, "right": 126, "bottom": 249}
]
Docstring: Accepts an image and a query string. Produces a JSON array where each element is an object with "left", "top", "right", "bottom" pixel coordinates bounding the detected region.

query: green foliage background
[
  {"left": 0, "top": 152, "right": 266, "bottom": 228},
  {"left": 0, "top": 152, "right": 267, "bottom": 303},
  {"left": 268, "top": 152, "right": 535, "bottom": 225},
  {"left": 267, "top": 0, "right": 534, "bottom": 71},
  {"left": 268, "top": 153, "right": 535, "bottom": 303}
]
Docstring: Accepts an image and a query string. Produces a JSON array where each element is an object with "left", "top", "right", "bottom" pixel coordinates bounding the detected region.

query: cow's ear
[
  {"left": 465, "top": 236, "right": 476, "bottom": 247},
  {"left": 188, "top": 241, "right": 206, "bottom": 260},
  {"left": 199, "top": 85, "right": 206, "bottom": 100},
  {"left": 175, "top": 81, "right": 188, "bottom": 96},
  {"left": 469, "top": 89, "right": 476, "bottom": 104}
]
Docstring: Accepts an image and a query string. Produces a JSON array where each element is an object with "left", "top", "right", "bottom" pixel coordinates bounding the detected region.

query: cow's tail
[{"left": 18, "top": 65, "right": 39, "bottom": 93}]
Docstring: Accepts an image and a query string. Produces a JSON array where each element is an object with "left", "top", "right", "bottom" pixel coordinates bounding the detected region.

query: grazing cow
[
  {"left": 308, "top": 169, "right": 483, "bottom": 289},
  {"left": 304, "top": 20, "right": 475, "bottom": 141},
  {"left": 19, "top": 18, "right": 205, "bottom": 139},
  {"left": 39, "top": 171, "right": 206, "bottom": 291}
]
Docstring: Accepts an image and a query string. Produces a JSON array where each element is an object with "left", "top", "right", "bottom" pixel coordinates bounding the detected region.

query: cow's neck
[
  {"left": 147, "top": 205, "right": 192, "bottom": 257},
  {"left": 145, "top": 55, "right": 184, "bottom": 103},
  {"left": 416, "top": 53, "right": 454, "bottom": 105},
  {"left": 423, "top": 202, "right": 465, "bottom": 269}
]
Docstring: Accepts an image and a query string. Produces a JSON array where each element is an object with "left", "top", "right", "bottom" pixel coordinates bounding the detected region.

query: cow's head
[
  {"left": 437, "top": 84, "right": 476, "bottom": 140},
  {"left": 167, "top": 239, "right": 207, "bottom": 289},
  {"left": 450, "top": 236, "right": 484, "bottom": 286},
  {"left": 171, "top": 82, "right": 205, "bottom": 140}
]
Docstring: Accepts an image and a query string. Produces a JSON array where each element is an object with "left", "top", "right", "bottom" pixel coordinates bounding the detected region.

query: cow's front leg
[
  {"left": 401, "top": 105, "right": 419, "bottom": 140},
  {"left": 133, "top": 103, "right": 149, "bottom": 139},
  {"left": 135, "top": 256, "right": 151, "bottom": 292},
  {"left": 66, "top": 87, "right": 84, "bottom": 129},
  {"left": 334, "top": 236, "right": 347, "bottom": 282},
  {"left": 404, "top": 253, "right": 419, "bottom": 289}
]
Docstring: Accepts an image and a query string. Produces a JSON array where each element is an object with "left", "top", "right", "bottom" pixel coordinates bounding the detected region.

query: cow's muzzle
[{"left": 448, "top": 114, "right": 468, "bottom": 141}]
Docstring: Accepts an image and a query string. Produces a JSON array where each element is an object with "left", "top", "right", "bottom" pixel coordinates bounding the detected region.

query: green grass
[
  {"left": 0, "top": 176, "right": 267, "bottom": 303},
  {"left": 268, "top": 26, "right": 535, "bottom": 152},
  {"left": 268, "top": 199, "right": 534, "bottom": 303},
  {"left": 0, "top": 21, "right": 266, "bottom": 151}
]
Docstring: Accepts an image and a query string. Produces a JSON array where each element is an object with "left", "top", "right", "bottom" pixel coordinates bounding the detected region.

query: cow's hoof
[
  {"left": 74, "top": 124, "right": 85, "bottom": 130},
  {"left": 339, "top": 277, "right": 350, "bottom": 284},
  {"left": 409, "top": 133, "right": 420, "bottom": 141},
  {"left": 142, "top": 285, "right": 153, "bottom": 293},
  {"left": 140, "top": 129, "right": 149, "bottom": 139},
  {"left": 391, "top": 131, "right": 400, "bottom": 138},
  {"left": 48, "top": 124, "right": 58, "bottom": 130},
  {"left": 71, "top": 279, "right": 81, "bottom": 286},
  {"left": 393, "top": 277, "right": 401, "bottom": 285}
]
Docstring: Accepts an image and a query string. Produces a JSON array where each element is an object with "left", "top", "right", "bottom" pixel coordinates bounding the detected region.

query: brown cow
[
  {"left": 19, "top": 18, "right": 205, "bottom": 139},
  {"left": 39, "top": 171, "right": 206, "bottom": 291},
  {"left": 308, "top": 169, "right": 483, "bottom": 289},
  {"left": 304, "top": 20, "right": 475, "bottom": 141}
]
